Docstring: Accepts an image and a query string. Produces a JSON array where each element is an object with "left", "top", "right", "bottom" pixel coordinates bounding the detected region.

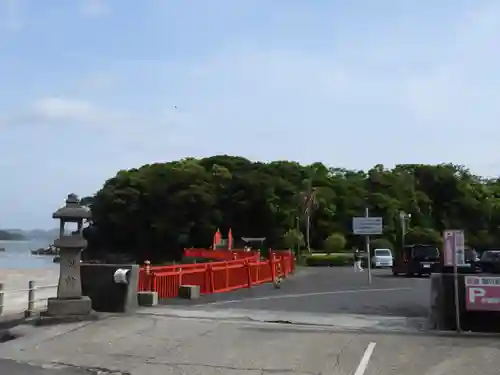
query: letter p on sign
[{"left": 469, "top": 287, "right": 485, "bottom": 303}]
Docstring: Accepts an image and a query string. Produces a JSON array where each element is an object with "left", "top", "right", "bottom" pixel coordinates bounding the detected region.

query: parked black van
[{"left": 392, "top": 244, "right": 440, "bottom": 276}]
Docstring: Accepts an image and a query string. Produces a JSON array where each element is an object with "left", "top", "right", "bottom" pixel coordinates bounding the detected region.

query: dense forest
[{"left": 82, "top": 155, "right": 500, "bottom": 263}]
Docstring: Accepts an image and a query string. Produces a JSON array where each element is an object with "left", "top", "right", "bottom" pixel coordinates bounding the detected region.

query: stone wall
[{"left": 80, "top": 264, "right": 139, "bottom": 313}]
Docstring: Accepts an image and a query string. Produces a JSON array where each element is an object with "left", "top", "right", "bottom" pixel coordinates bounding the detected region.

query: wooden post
[{"left": 25, "top": 280, "right": 35, "bottom": 318}]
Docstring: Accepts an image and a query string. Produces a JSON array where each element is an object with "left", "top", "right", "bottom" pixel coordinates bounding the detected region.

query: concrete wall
[{"left": 80, "top": 263, "right": 139, "bottom": 313}]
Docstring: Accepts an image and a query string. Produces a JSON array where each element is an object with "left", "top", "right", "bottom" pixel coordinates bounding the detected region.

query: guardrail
[
  {"left": 0, "top": 281, "right": 58, "bottom": 317},
  {"left": 139, "top": 250, "right": 295, "bottom": 299}
]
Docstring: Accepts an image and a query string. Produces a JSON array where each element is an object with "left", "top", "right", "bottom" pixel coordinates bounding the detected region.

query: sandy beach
[{"left": 0, "top": 267, "right": 59, "bottom": 316}]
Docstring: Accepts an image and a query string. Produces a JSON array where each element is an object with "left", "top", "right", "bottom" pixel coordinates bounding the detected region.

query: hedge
[{"left": 304, "top": 254, "right": 367, "bottom": 267}]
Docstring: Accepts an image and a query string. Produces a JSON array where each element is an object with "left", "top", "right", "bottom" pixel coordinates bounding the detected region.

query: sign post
[
  {"left": 443, "top": 229, "right": 465, "bottom": 332},
  {"left": 364, "top": 208, "right": 372, "bottom": 285},
  {"left": 353, "top": 210, "right": 383, "bottom": 285}
]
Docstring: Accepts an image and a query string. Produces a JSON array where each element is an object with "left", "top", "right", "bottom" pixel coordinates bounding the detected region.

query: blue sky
[{"left": 1, "top": 0, "right": 500, "bottom": 229}]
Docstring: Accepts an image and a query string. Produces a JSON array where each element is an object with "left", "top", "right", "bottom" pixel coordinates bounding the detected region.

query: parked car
[
  {"left": 478, "top": 250, "right": 500, "bottom": 273},
  {"left": 371, "top": 248, "right": 393, "bottom": 268},
  {"left": 464, "top": 248, "right": 482, "bottom": 272},
  {"left": 392, "top": 244, "right": 440, "bottom": 276}
]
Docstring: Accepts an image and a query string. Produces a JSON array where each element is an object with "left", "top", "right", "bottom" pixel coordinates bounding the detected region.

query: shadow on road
[{"left": 373, "top": 273, "right": 432, "bottom": 280}]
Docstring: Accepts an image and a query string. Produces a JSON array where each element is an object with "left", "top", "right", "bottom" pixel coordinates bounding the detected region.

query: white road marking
[
  {"left": 194, "top": 287, "right": 413, "bottom": 306},
  {"left": 354, "top": 342, "right": 376, "bottom": 375}
]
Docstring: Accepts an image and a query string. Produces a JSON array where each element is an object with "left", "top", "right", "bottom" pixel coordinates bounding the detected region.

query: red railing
[
  {"left": 138, "top": 249, "right": 295, "bottom": 299},
  {"left": 184, "top": 248, "right": 261, "bottom": 260}
]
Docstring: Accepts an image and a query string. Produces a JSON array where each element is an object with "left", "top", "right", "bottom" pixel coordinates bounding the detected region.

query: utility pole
[
  {"left": 365, "top": 207, "right": 372, "bottom": 285},
  {"left": 302, "top": 182, "right": 316, "bottom": 253},
  {"left": 399, "top": 211, "right": 411, "bottom": 249},
  {"left": 296, "top": 216, "right": 301, "bottom": 262}
]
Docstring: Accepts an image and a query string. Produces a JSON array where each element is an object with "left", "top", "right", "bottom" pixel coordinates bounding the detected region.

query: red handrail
[{"left": 138, "top": 249, "right": 295, "bottom": 299}]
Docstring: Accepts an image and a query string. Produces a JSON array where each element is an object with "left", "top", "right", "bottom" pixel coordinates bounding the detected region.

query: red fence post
[
  {"left": 245, "top": 260, "right": 253, "bottom": 288},
  {"left": 151, "top": 273, "right": 157, "bottom": 295},
  {"left": 205, "top": 264, "right": 214, "bottom": 294},
  {"left": 280, "top": 256, "right": 286, "bottom": 278},
  {"left": 177, "top": 267, "right": 182, "bottom": 286},
  {"left": 270, "top": 254, "right": 276, "bottom": 281}
]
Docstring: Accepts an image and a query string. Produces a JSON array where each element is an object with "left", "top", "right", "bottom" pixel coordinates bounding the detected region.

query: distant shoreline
[{"left": 0, "top": 240, "right": 34, "bottom": 243}]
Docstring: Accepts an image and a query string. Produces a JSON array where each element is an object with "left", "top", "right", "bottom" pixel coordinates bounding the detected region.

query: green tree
[
  {"left": 282, "top": 229, "right": 305, "bottom": 251},
  {"left": 0, "top": 230, "right": 25, "bottom": 241},
  {"left": 83, "top": 155, "right": 500, "bottom": 263},
  {"left": 370, "top": 238, "right": 394, "bottom": 250},
  {"left": 405, "top": 227, "right": 442, "bottom": 246}
]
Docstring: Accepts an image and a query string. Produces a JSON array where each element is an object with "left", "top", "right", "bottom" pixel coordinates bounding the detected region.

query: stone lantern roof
[{"left": 52, "top": 194, "right": 91, "bottom": 221}]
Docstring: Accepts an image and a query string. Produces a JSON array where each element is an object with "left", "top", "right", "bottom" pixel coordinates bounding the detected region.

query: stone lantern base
[
  {"left": 47, "top": 296, "right": 92, "bottom": 315},
  {"left": 37, "top": 297, "right": 98, "bottom": 325}
]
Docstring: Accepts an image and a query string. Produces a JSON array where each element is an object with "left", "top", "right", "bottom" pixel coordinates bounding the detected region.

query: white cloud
[
  {"left": 32, "top": 97, "right": 96, "bottom": 121},
  {"left": 1, "top": 97, "right": 129, "bottom": 128},
  {"left": 79, "top": 0, "right": 109, "bottom": 17}
]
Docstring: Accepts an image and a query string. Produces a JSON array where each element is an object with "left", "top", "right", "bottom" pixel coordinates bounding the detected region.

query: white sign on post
[
  {"left": 443, "top": 230, "right": 466, "bottom": 267},
  {"left": 352, "top": 217, "right": 383, "bottom": 235}
]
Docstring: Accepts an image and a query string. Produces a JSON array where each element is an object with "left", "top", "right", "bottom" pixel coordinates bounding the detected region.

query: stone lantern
[{"left": 45, "top": 193, "right": 93, "bottom": 319}]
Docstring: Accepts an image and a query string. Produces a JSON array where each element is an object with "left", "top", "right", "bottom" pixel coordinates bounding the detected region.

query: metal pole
[
  {"left": 452, "top": 232, "right": 462, "bottom": 332},
  {"left": 365, "top": 207, "right": 372, "bottom": 285},
  {"left": 0, "top": 283, "right": 4, "bottom": 316}
]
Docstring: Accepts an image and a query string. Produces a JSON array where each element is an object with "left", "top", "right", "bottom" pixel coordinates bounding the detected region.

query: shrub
[
  {"left": 304, "top": 253, "right": 369, "bottom": 267},
  {"left": 305, "top": 254, "right": 352, "bottom": 267},
  {"left": 324, "top": 233, "right": 347, "bottom": 254}
]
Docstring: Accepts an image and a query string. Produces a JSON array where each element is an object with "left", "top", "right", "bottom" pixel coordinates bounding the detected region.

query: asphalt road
[
  {"left": 163, "top": 267, "right": 431, "bottom": 317},
  {"left": 2, "top": 314, "right": 500, "bottom": 374},
  {"left": 0, "top": 267, "right": 441, "bottom": 374}
]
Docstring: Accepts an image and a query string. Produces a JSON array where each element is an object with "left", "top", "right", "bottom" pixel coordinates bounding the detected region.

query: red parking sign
[{"left": 465, "top": 276, "right": 500, "bottom": 311}]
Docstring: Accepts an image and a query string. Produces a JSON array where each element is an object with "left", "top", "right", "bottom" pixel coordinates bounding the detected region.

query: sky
[{"left": 1, "top": 0, "right": 500, "bottom": 229}]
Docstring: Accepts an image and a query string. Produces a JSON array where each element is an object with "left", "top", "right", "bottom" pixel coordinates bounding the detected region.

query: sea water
[{"left": 0, "top": 240, "right": 57, "bottom": 269}]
